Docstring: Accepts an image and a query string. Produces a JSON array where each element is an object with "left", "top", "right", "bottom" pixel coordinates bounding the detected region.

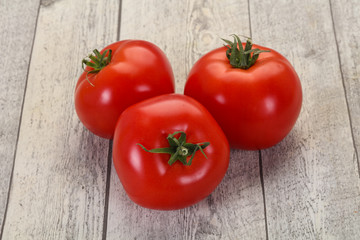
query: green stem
[
  {"left": 137, "top": 131, "right": 210, "bottom": 166},
  {"left": 81, "top": 49, "right": 112, "bottom": 86},
  {"left": 222, "top": 34, "right": 270, "bottom": 69}
]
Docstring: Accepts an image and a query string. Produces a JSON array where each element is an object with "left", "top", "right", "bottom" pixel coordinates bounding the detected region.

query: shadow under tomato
[{"left": 187, "top": 129, "right": 305, "bottom": 235}]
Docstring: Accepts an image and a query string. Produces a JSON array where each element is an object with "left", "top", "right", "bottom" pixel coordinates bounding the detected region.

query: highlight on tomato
[
  {"left": 75, "top": 40, "right": 175, "bottom": 139},
  {"left": 185, "top": 34, "right": 302, "bottom": 150},
  {"left": 112, "top": 94, "right": 230, "bottom": 210}
]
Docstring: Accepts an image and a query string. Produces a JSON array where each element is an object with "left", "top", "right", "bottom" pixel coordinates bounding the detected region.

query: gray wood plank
[
  {"left": 331, "top": 0, "right": 360, "bottom": 174},
  {"left": 250, "top": 0, "right": 360, "bottom": 239},
  {"left": 1, "top": 0, "right": 119, "bottom": 239},
  {"left": 107, "top": 0, "right": 266, "bottom": 239},
  {"left": 0, "top": 0, "right": 40, "bottom": 233}
]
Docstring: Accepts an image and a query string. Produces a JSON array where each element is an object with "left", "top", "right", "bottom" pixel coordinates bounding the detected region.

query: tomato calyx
[
  {"left": 222, "top": 34, "right": 270, "bottom": 69},
  {"left": 137, "top": 131, "right": 210, "bottom": 166},
  {"left": 81, "top": 49, "right": 112, "bottom": 86}
]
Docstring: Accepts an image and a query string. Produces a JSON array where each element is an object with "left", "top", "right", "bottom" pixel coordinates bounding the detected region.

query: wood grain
[
  {"left": 1, "top": 0, "right": 119, "bottom": 239},
  {"left": 0, "top": 0, "right": 40, "bottom": 233},
  {"left": 331, "top": 0, "right": 360, "bottom": 174},
  {"left": 107, "top": 0, "right": 266, "bottom": 239},
  {"left": 250, "top": 0, "right": 360, "bottom": 239}
]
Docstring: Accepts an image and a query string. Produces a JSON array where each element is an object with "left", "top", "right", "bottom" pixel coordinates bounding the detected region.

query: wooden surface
[{"left": 0, "top": 0, "right": 359, "bottom": 239}]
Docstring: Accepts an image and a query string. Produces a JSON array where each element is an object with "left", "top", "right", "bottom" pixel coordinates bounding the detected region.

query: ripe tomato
[
  {"left": 184, "top": 35, "right": 302, "bottom": 150},
  {"left": 75, "top": 40, "right": 175, "bottom": 139},
  {"left": 112, "top": 94, "right": 229, "bottom": 210}
]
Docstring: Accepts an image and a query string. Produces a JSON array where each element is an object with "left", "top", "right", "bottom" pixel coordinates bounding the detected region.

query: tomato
[
  {"left": 75, "top": 40, "right": 175, "bottom": 139},
  {"left": 112, "top": 94, "right": 229, "bottom": 210},
  {"left": 184, "top": 35, "right": 302, "bottom": 150}
]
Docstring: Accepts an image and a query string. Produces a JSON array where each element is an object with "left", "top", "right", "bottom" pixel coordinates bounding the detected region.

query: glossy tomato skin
[
  {"left": 75, "top": 40, "right": 175, "bottom": 139},
  {"left": 112, "top": 94, "right": 229, "bottom": 210},
  {"left": 184, "top": 44, "right": 302, "bottom": 150}
]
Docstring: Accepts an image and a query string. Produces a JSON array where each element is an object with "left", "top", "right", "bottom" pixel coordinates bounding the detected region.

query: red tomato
[
  {"left": 112, "top": 94, "right": 229, "bottom": 210},
  {"left": 184, "top": 36, "right": 302, "bottom": 150},
  {"left": 75, "top": 40, "right": 175, "bottom": 139}
]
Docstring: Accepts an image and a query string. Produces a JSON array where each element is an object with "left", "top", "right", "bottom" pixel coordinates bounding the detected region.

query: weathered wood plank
[
  {"left": 331, "top": 0, "right": 360, "bottom": 174},
  {"left": 1, "top": 0, "right": 119, "bottom": 239},
  {"left": 107, "top": 0, "right": 266, "bottom": 239},
  {"left": 0, "top": 0, "right": 40, "bottom": 234},
  {"left": 250, "top": 0, "right": 360, "bottom": 239}
]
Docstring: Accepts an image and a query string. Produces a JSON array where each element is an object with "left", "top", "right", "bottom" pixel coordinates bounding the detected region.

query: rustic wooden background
[{"left": 1, "top": 0, "right": 359, "bottom": 239}]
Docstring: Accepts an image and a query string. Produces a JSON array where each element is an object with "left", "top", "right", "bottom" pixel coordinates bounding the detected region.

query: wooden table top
[{"left": 1, "top": 0, "right": 359, "bottom": 239}]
